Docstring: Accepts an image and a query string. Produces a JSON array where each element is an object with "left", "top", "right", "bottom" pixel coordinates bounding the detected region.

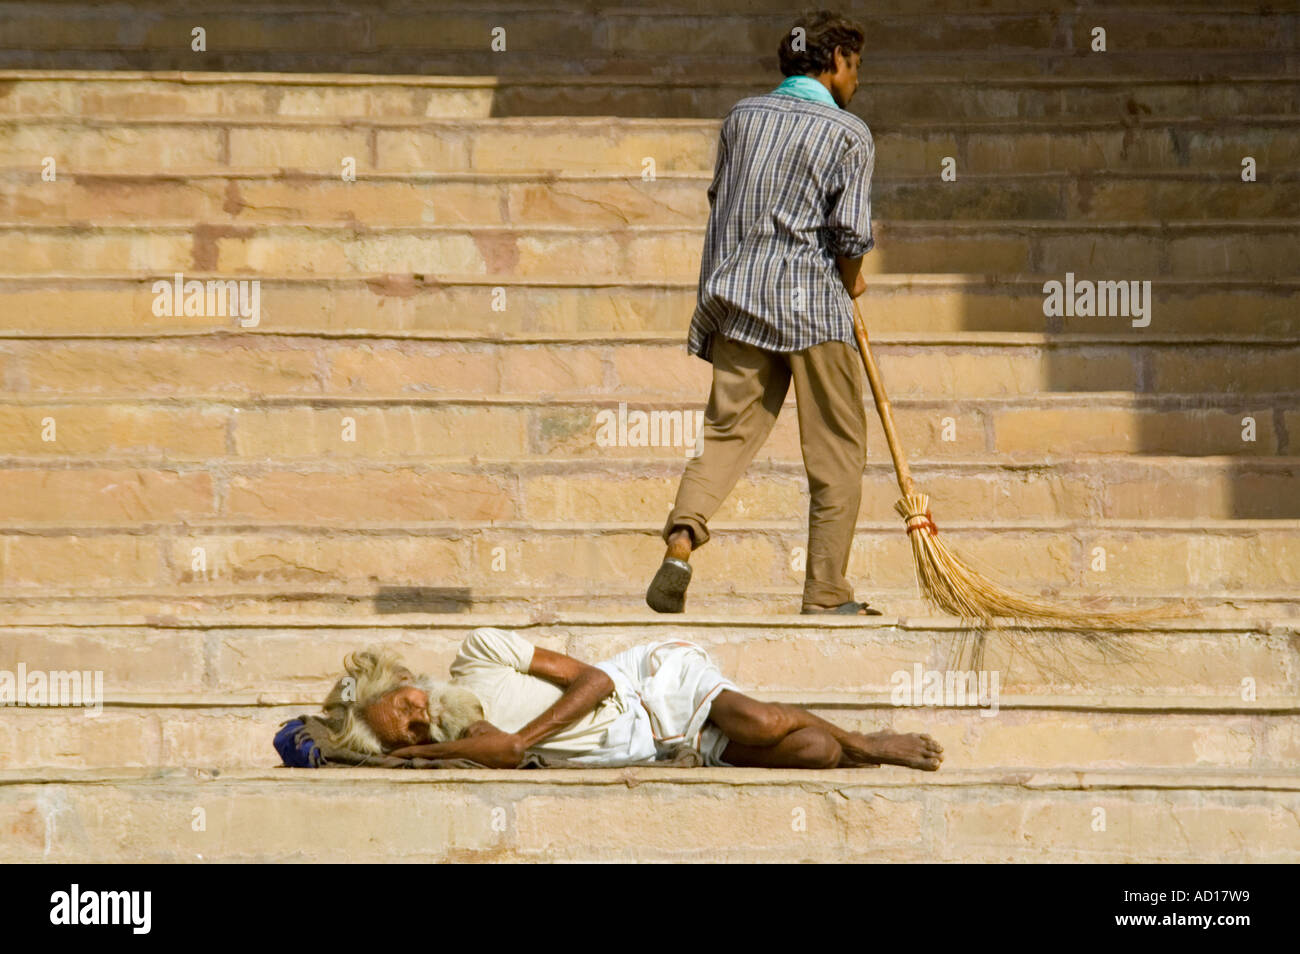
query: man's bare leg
[
  {"left": 709, "top": 689, "right": 943, "bottom": 770},
  {"left": 718, "top": 726, "right": 842, "bottom": 768},
  {"left": 665, "top": 526, "right": 692, "bottom": 563}
]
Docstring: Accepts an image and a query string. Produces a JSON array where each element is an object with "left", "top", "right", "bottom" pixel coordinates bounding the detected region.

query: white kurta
[{"left": 449, "top": 628, "right": 737, "bottom": 766}]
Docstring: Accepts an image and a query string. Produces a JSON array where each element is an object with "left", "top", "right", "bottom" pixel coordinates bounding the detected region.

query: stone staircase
[{"left": 0, "top": 0, "right": 1297, "bottom": 861}]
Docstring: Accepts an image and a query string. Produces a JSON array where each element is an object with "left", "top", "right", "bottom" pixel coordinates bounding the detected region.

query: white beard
[{"left": 413, "top": 677, "right": 485, "bottom": 742}]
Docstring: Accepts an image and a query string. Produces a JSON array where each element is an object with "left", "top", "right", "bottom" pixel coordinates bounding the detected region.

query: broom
[{"left": 850, "top": 296, "right": 1192, "bottom": 629}]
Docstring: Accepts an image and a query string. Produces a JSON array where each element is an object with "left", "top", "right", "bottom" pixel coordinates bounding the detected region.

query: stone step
[
  {"left": 0, "top": 583, "right": 1292, "bottom": 621},
  {"left": 4, "top": 70, "right": 1296, "bottom": 121},
  {"left": 0, "top": 520, "right": 1294, "bottom": 601},
  {"left": 3, "top": 8, "right": 1291, "bottom": 58},
  {"left": 1, "top": 612, "right": 1293, "bottom": 707},
  {"left": 0, "top": 456, "right": 1293, "bottom": 525},
  {"left": 11, "top": 0, "right": 1264, "bottom": 10},
  {"left": 2, "top": 5, "right": 1294, "bottom": 81},
  {"left": 5, "top": 115, "right": 1296, "bottom": 174},
  {"left": 0, "top": 393, "right": 1290, "bottom": 459},
  {"left": 7, "top": 335, "right": 1297, "bottom": 400},
  {"left": 9, "top": 614, "right": 1289, "bottom": 690},
  {"left": 5, "top": 701, "right": 1296, "bottom": 775},
  {"left": 1, "top": 275, "right": 1294, "bottom": 337},
  {"left": 2, "top": 766, "right": 1296, "bottom": 862},
  {"left": 4, "top": 221, "right": 1298, "bottom": 279},
  {"left": 7, "top": 609, "right": 1295, "bottom": 774},
  {"left": 6, "top": 170, "right": 1299, "bottom": 225},
  {"left": 7, "top": 47, "right": 1292, "bottom": 81}
]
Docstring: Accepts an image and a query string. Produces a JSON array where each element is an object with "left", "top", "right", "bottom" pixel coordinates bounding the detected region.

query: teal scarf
[{"left": 772, "top": 74, "right": 839, "bottom": 109}]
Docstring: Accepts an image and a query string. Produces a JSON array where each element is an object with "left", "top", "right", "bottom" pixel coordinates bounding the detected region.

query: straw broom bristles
[
  {"left": 852, "top": 299, "right": 1194, "bottom": 629},
  {"left": 897, "top": 490, "right": 1189, "bottom": 627}
]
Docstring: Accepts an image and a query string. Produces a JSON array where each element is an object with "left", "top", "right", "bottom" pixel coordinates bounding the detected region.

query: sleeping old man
[{"left": 323, "top": 628, "right": 943, "bottom": 770}]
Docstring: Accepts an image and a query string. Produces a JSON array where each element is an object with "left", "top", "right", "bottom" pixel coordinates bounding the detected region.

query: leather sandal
[
  {"left": 801, "top": 601, "right": 884, "bottom": 616},
  {"left": 646, "top": 558, "right": 692, "bottom": 613}
]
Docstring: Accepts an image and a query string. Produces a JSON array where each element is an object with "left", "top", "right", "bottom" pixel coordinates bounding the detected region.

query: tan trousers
[{"left": 662, "top": 334, "right": 868, "bottom": 609}]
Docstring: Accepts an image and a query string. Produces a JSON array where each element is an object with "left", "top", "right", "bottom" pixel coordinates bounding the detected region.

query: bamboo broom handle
[{"left": 851, "top": 296, "right": 916, "bottom": 498}]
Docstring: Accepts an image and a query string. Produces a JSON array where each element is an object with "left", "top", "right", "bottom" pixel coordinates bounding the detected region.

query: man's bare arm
[
  {"left": 511, "top": 647, "right": 616, "bottom": 750},
  {"left": 836, "top": 253, "right": 866, "bottom": 298},
  {"left": 388, "top": 647, "right": 615, "bottom": 766}
]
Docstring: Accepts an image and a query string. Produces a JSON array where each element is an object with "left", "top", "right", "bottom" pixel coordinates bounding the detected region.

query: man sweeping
[{"left": 647, "top": 10, "right": 879, "bottom": 616}]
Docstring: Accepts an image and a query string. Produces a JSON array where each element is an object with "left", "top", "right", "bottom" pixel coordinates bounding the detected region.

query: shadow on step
[{"left": 373, "top": 586, "right": 473, "bottom": 614}]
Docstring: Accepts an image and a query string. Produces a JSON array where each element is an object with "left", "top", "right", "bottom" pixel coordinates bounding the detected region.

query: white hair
[{"left": 413, "top": 676, "right": 487, "bottom": 744}]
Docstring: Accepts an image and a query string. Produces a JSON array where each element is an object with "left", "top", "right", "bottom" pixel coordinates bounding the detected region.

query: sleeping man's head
[
  {"left": 324, "top": 648, "right": 486, "bottom": 755},
  {"left": 364, "top": 683, "right": 431, "bottom": 750}
]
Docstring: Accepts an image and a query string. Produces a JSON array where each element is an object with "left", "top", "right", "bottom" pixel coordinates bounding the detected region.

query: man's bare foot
[{"left": 839, "top": 731, "right": 943, "bottom": 771}]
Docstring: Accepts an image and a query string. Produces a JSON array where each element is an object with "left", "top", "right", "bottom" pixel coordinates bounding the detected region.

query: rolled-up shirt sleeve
[
  {"left": 823, "top": 136, "right": 875, "bottom": 258},
  {"left": 450, "top": 627, "right": 535, "bottom": 679}
]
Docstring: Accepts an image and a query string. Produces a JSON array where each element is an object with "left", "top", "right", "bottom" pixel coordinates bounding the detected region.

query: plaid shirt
[{"left": 686, "top": 92, "right": 876, "bottom": 362}]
